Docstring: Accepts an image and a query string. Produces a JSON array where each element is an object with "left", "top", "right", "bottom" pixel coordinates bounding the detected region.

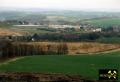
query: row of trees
[
  {"left": 0, "top": 41, "right": 68, "bottom": 59},
  {"left": 32, "top": 32, "right": 120, "bottom": 42},
  {"left": 6, "top": 31, "right": 120, "bottom": 42},
  {"left": 32, "top": 32, "right": 101, "bottom": 41}
]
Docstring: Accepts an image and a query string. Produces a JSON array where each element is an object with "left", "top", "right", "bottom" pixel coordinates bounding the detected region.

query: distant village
[
  {"left": 0, "top": 20, "right": 120, "bottom": 42},
  {"left": 9, "top": 20, "right": 103, "bottom": 32}
]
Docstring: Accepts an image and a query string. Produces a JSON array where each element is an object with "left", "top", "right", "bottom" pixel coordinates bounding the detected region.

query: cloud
[{"left": 0, "top": 0, "right": 120, "bottom": 11}]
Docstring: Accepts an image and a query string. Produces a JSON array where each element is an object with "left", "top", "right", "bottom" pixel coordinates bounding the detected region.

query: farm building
[
  {"left": 48, "top": 24, "right": 80, "bottom": 29},
  {"left": 92, "top": 28, "right": 102, "bottom": 32}
]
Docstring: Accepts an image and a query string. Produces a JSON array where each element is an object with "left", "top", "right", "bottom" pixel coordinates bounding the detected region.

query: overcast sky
[{"left": 0, "top": 0, "right": 120, "bottom": 11}]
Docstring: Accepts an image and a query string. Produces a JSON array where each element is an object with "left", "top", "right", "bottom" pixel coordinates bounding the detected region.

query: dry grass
[
  {"left": 0, "top": 28, "right": 24, "bottom": 36},
  {"left": 67, "top": 42, "right": 120, "bottom": 54}
]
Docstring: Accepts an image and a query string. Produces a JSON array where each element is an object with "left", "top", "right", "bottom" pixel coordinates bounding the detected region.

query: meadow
[
  {"left": 97, "top": 37, "right": 120, "bottom": 44},
  {"left": 84, "top": 18, "right": 120, "bottom": 28},
  {"left": 0, "top": 51, "right": 120, "bottom": 80}
]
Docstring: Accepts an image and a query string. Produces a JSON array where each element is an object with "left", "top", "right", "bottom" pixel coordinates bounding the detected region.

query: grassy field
[
  {"left": 97, "top": 37, "right": 120, "bottom": 44},
  {"left": 84, "top": 18, "right": 120, "bottom": 27},
  {"left": 0, "top": 51, "right": 120, "bottom": 80}
]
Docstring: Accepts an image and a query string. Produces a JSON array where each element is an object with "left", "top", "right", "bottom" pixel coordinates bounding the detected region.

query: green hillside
[{"left": 0, "top": 52, "right": 120, "bottom": 80}]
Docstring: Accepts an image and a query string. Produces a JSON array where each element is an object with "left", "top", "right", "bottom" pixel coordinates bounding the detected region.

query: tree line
[
  {"left": 0, "top": 41, "right": 68, "bottom": 59},
  {"left": 4, "top": 32, "right": 120, "bottom": 42}
]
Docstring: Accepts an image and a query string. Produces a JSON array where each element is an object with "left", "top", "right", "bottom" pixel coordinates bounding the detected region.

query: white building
[
  {"left": 49, "top": 24, "right": 80, "bottom": 29},
  {"left": 92, "top": 28, "right": 102, "bottom": 32}
]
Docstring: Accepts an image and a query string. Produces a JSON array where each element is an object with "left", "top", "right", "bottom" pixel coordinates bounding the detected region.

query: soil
[
  {"left": 0, "top": 72, "right": 95, "bottom": 82},
  {"left": 0, "top": 72, "right": 116, "bottom": 82}
]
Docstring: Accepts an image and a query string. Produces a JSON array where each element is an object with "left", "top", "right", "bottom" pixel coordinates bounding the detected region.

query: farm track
[
  {"left": 83, "top": 47, "right": 120, "bottom": 55},
  {"left": 98, "top": 48, "right": 120, "bottom": 53},
  {"left": 0, "top": 57, "right": 24, "bottom": 66}
]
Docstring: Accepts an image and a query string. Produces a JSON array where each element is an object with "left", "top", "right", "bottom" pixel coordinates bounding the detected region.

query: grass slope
[{"left": 0, "top": 52, "right": 120, "bottom": 80}]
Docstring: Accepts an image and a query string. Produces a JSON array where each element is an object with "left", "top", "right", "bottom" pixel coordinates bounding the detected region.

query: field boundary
[
  {"left": 0, "top": 57, "right": 24, "bottom": 66},
  {"left": 83, "top": 47, "right": 120, "bottom": 55}
]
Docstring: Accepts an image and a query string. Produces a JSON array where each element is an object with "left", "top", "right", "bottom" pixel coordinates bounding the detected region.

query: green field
[
  {"left": 97, "top": 37, "right": 120, "bottom": 44},
  {"left": 0, "top": 52, "right": 120, "bottom": 80},
  {"left": 84, "top": 18, "right": 120, "bottom": 28}
]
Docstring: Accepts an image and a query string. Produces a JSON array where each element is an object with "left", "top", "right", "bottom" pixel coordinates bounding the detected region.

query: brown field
[
  {"left": 0, "top": 28, "right": 25, "bottom": 36},
  {"left": 0, "top": 73, "right": 97, "bottom": 82},
  {"left": 67, "top": 42, "right": 120, "bottom": 54},
  {"left": 13, "top": 42, "right": 120, "bottom": 54}
]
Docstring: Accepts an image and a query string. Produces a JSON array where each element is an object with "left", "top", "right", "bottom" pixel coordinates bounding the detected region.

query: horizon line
[{"left": 0, "top": 7, "right": 120, "bottom": 12}]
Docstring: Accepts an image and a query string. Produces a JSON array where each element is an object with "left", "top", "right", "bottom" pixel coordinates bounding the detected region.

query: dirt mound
[{"left": 0, "top": 72, "right": 97, "bottom": 82}]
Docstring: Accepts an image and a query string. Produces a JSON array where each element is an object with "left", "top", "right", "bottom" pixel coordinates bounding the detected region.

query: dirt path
[
  {"left": 0, "top": 57, "right": 24, "bottom": 66},
  {"left": 99, "top": 48, "right": 120, "bottom": 53},
  {"left": 69, "top": 47, "right": 120, "bottom": 55},
  {"left": 85, "top": 47, "right": 120, "bottom": 55}
]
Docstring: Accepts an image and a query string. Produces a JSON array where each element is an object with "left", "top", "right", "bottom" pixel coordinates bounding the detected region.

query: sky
[{"left": 0, "top": 0, "right": 120, "bottom": 11}]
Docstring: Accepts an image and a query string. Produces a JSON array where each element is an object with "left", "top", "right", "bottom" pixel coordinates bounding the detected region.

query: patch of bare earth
[
  {"left": 0, "top": 28, "right": 24, "bottom": 36},
  {"left": 0, "top": 73, "right": 101, "bottom": 82}
]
